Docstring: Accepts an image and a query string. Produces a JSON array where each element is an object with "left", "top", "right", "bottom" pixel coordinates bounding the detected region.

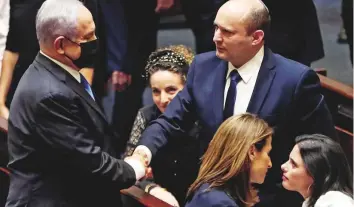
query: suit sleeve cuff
[{"left": 124, "top": 158, "right": 145, "bottom": 180}]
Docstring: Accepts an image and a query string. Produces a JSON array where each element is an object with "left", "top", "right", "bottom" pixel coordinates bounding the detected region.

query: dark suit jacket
[
  {"left": 139, "top": 48, "right": 336, "bottom": 203},
  {"left": 6, "top": 54, "right": 136, "bottom": 207},
  {"left": 185, "top": 184, "right": 240, "bottom": 207},
  {"left": 263, "top": 0, "right": 324, "bottom": 64}
]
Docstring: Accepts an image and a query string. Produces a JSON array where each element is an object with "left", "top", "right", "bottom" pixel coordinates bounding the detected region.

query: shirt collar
[
  {"left": 40, "top": 51, "right": 81, "bottom": 83},
  {"left": 226, "top": 46, "right": 264, "bottom": 84}
]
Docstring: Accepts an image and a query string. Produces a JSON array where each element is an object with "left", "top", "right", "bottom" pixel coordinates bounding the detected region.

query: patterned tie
[
  {"left": 80, "top": 73, "right": 95, "bottom": 101},
  {"left": 224, "top": 70, "right": 242, "bottom": 120}
]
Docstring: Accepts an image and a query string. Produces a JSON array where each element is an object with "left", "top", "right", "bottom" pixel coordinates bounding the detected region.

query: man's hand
[
  {"left": 149, "top": 186, "right": 180, "bottom": 207},
  {"left": 111, "top": 71, "right": 131, "bottom": 92},
  {"left": 0, "top": 104, "right": 9, "bottom": 119},
  {"left": 155, "top": 0, "right": 174, "bottom": 13},
  {"left": 132, "top": 148, "right": 150, "bottom": 167},
  {"left": 145, "top": 167, "right": 154, "bottom": 179}
]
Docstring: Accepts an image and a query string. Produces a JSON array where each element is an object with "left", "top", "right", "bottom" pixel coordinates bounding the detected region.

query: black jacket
[{"left": 6, "top": 54, "right": 136, "bottom": 207}]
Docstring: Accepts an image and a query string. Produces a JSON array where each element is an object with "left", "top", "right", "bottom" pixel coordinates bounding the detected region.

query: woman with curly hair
[{"left": 123, "top": 45, "right": 199, "bottom": 206}]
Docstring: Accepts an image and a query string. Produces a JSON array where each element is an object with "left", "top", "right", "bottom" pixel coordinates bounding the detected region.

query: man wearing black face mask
[
  {"left": 6, "top": 1, "right": 147, "bottom": 207},
  {"left": 61, "top": 36, "right": 99, "bottom": 69}
]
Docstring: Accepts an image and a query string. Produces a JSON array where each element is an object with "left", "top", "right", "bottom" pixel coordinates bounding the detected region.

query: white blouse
[{"left": 302, "top": 191, "right": 354, "bottom": 207}]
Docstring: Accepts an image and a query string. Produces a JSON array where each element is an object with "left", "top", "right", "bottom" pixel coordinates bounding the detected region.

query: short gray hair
[{"left": 36, "top": 0, "right": 83, "bottom": 45}]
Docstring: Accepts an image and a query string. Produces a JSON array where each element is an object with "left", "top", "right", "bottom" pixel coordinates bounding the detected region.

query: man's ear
[
  {"left": 248, "top": 144, "right": 256, "bottom": 161},
  {"left": 54, "top": 36, "right": 65, "bottom": 54},
  {"left": 251, "top": 30, "right": 265, "bottom": 46}
]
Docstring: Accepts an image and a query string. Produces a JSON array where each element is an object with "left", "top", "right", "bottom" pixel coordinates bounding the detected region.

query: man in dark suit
[
  {"left": 6, "top": 0, "right": 146, "bottom": 206},
  {"left": 0, "top": 0, "right": 111, "bottom": 119},
  {"left": 262, "top": 0, "right": 324, "bottom": 66},
  {"left": 131, "top": 0, "right": 336, "bottom": 206}
]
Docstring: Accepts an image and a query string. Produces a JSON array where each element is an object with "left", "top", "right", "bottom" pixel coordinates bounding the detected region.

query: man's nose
[{"left": 213, "top": 28, "right": 222, "bottom": 42}]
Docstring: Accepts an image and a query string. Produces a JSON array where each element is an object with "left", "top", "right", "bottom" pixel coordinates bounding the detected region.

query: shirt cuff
[
  {"left": 134, "top": 145, "right": 152, "bottom": 165},
  {"left": 124, "top": 158, "right": 145, "bottom": 180}
]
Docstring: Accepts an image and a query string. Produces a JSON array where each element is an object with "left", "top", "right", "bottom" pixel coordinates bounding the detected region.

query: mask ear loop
[
  {"left": 63, "top": 36, "right": 80, "bottom": 46},
  {"left": 60, "top": 37, "right": 75, "bottom": 62}
]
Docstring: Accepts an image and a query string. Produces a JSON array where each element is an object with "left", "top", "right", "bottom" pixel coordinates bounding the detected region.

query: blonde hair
[{"left": 187, "top": 113, "right": 273, "bottom": 205}]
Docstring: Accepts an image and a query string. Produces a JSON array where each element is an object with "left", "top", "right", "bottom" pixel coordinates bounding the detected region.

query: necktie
[
  {"left": 80, "top": 73, "right": 95, "bottom": 101},
  {"left": 224, "top": 70, "right": 242, "bottom": 120}
]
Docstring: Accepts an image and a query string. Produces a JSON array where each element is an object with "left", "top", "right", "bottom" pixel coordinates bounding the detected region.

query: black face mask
[{"left": 63, "top": 37, "right": 99, "bottom": 69}]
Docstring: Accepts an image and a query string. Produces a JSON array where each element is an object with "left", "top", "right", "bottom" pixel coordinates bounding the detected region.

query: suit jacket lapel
[
  {"left": 247, "top": 48, "right": 276, "bottom": 114},
  {"left": 212, "top": 60, "right": 228, "bottom": 127},
  {"left": 35, "top": 53, "right": 108, "bottom": 122},
  {"left": 65, "top": 75, "right": 107, "bottom": 122}
]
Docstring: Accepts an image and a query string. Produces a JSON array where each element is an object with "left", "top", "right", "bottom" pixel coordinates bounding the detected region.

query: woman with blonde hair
[{"left": 186, "top": 113, "right": 273, "bottom": 207}]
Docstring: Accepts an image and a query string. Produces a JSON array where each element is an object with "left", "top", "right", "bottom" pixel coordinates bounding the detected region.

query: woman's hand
[{"left": 149, "top": 186, "right": 180, "bottom": 207}]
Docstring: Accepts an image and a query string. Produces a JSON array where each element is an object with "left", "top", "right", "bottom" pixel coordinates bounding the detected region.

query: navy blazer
[
  {"left": 185, "top": 184, "right": 240, "bottom": 207},
  {"left": 139, "top": 48, "right": 336, "bottom": 190}
]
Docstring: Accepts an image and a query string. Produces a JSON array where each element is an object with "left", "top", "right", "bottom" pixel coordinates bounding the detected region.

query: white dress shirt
[
  {"left": 41, "top": 51, "right": 146, "bottom": 180},
  {"left": 40, "top": 51, "right": 81, "bottom": 82},
  {"left": 135, "top": 47, "right": 265, "bottom": 165},
  {"left": 224, "top": 46, "right": 264, "bottom": 115},
  {"left": 302, "top": 191, "right": 354, "bottom": 207},
  {"left": 0, "top": 0, "right": 10, "bottom": 73}
]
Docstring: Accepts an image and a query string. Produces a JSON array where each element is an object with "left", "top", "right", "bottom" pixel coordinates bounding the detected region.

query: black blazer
[
  {"left": 263, "top": 0, "right": 324, "bottom": 64},
  {"left": 6, "top": 54, "right": 136, "bottom": 207}
]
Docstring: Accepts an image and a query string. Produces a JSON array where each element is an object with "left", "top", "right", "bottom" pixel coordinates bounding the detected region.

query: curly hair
[{"left": 144, "top": 45, "right": 194, "bottom": 84}]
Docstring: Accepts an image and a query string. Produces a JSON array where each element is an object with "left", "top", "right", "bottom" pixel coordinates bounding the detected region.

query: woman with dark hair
[
  {"left": 186, "top": 113, "right": 273, "bottom": 207},
  {"left": 281, "top": 134, "right": 353, "bottom": 207},
  {"left": 123, "top": 45, "right": 199, "bottom": 206}
]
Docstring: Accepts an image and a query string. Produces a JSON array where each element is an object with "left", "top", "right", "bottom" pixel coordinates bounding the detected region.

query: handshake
[
  {"left": 124, "top": 147, "right": 151, "bottom": 180},
  {"left": 124, "top": 147, "right": 180, "bottom": 207}
]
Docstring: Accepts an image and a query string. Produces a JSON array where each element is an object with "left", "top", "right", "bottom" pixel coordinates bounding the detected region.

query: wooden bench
[
  {"left": 0, "top": 117, "right": 173, "bottom": 207},
  {"left": 316, "top": 71, "right": 353, "bottom": 132},
  {"left": 315, "top": 70, "right": 353, "bottom": 168}
]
